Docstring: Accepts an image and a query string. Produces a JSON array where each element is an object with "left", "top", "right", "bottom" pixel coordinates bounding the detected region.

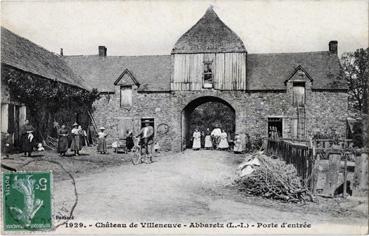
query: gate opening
[{"left": 181, "top": 96, "right": 235, "bottom": 150}]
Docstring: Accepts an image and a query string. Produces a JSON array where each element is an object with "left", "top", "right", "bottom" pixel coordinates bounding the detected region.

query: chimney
[
  {"left": 329, "top": 41, "right": 338, "bottom": 54},
  {"left": 98, "top": 46, "right": 107, "bottom": 57},
  {"left": 60, "top": 48, "right": 63, "bottom": 56}
]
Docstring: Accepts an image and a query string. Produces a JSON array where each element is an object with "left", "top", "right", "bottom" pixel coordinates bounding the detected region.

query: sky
[{"left": 1, "top": 0, "right": 368, "bottom": 57}]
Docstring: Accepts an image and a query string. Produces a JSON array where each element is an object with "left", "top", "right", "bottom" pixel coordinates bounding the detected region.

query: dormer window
[
  {"left": 120, "top": 85, "right": 132, "bottom": 107},
  {"left": 203, "top": 60, "right": 213, "bottom": 89},
  {"left": 292, "top": 82, "right": 305, "bottom": 107}
]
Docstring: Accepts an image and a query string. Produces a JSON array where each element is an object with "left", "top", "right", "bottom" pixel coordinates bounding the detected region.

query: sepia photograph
[{"left": 1, "top": 0, "right": 368, "bottom": 234}]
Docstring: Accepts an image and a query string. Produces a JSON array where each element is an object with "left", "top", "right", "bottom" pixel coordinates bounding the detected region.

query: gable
[
  {"left": 284, "top": 65, "right": 313, "bottom": 85},
  {"left": 114, "top": 69, "right": 140, "bottom": 87}
]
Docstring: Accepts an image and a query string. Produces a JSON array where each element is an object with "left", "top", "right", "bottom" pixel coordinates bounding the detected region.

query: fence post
[
  {"left": 343, "top": 153, "right": 348, "bottom": 197},
  {"left": 312, "top": 154, "right": 320, "bottom": 194}
]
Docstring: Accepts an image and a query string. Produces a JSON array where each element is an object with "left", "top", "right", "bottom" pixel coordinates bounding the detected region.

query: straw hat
[
  {"left": 100, "top": 127, "right": 105, "bottom": 130},
  {"left": 72, "top": 122, "right": 78, "bottom": 127}
]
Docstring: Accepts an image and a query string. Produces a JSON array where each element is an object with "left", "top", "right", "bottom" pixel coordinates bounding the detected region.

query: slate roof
[
  {"left": 63, "top": 51, "right": 345, "bottom": 92},
  {"left": 246, "top": 51, "right": 346, "bottom": 90},
  {"left": 172, "top": 7, "right": 246, "bottom": 54},
  {"left": 63, "top": 55, "right": 171, "bottom": 92},
  {"left": 1, "top": 27, "right": 89, "bottom": 90}
]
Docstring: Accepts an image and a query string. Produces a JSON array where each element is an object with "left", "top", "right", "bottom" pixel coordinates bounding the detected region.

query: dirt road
[{"left": 52, "top": 150, "right": 367, "bottom": 227}]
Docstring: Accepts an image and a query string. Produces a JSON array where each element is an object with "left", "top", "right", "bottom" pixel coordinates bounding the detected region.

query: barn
[
  {"left": 1, "top": 27, "right": 91, "bottom": 148},
  {"left": 62, "top": 7, "right": 348, "bottom": 152}
]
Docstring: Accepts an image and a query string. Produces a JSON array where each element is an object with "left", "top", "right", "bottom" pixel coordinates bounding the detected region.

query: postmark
[{"left": 3, "top": 171, "right": 53, "bottom": 231}]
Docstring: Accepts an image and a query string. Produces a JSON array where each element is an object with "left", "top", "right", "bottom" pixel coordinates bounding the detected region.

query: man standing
[
  {"left": 211, "top": 125, "right": 222, "bottom": 149},
  {"left": 137, "top": 120, "right": 154, "bottom": 156}
]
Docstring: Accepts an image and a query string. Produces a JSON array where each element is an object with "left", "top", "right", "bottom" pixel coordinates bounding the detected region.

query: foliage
[
  {"left": 341, "top": 48, "right": 369, "bottom": 114},
  {"left": 5, "top": 67, "right": 100, "bottom": 140}
]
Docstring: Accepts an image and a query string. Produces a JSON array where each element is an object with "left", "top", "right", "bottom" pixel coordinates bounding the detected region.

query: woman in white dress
[
  {"left": 218, "top": 129, "right": 229, "bottom": 150},
  {"left": 192, "top": 129, "right": 201, "bottom": 150},
  {"left": 204, "top": 128, "right": 212, "bottom": 149}
]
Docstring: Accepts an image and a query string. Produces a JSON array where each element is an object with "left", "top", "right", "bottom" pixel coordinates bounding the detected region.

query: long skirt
[
  {"left": 218, "top": 138, "right": 229, "bottom": 149},
  {"left": 21, "top": 134, "right": 34, "bottom": 153},
  {"left": 192, "top": 137, "right": 201, "bottom": 150},
  {"left": 204, "top": 135, "right": 212, "bottom": 148},
  {"left": 97, "top": 138, "right": 107, "bottom": 153},
  {"left": 57, "top": 136, "right": 69, "bottom": 153},
  {"left": 126, "top": 136, "right": 134, "bottom": 151},
  {"left": 70, "top": 135, "right": 81, "bottom": 152}
]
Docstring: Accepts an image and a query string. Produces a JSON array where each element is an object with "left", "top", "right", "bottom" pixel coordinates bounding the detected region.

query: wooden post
[
  {"left": 324, "top": 152, "right": 341, "bottom": 196},
  {"left": 343, "top": 153, "right": 348, "bottom": 197}
]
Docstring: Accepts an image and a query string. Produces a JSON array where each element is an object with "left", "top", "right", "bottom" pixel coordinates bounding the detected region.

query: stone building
[
  {"left": 64, "top": 7, "right": 348, "bottom": 151},
  {"left": 1, "top": 27, "right": 88, "bottom": 146}
]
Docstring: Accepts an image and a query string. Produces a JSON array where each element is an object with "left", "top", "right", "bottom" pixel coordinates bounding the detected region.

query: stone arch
[{"left": 181, "top": 96, "right": 236, "bottom": 150}]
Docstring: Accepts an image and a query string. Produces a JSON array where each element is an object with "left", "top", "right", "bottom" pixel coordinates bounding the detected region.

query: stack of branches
[{"left": 236, "top": 153, "right": 314, "bottom": 203}]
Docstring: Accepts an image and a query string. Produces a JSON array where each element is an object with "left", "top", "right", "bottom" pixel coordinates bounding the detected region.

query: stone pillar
[
  {"left": 354, "top": 151, "right": 368, "bottom": 194},
  {"left": 324, "top": 152, "right": 341, "bottom": 196}
]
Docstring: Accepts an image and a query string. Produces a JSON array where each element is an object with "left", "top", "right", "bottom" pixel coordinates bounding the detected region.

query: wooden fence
[
  {"left": 266, "top": 138, "right": 358, "bottom": 196},
  {"left": 266, "top": 139, "right": 314, "bottom": 189}
]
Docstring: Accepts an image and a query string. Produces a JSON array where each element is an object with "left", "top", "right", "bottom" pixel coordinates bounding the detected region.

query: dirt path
[{"left": 52, "top": 150, "right": 367, "bottom": 227}]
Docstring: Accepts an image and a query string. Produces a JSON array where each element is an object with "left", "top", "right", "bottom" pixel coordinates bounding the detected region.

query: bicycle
[{"left": 131, "top": 137, "right": 153, "bottom": 165}]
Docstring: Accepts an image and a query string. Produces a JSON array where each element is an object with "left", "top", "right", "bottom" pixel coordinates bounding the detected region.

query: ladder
[{"left": 296, "top": 105, "right": 306, "bottom": 139}]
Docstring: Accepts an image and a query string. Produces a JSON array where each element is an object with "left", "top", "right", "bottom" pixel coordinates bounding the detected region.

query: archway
[{"left": 181, "top": 96, "right": 236, "bottom": 150}]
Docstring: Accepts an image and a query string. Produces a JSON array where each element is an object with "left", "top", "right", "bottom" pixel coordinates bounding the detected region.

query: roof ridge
[{"left": 248, "top": 51, "right": 331, "bottom": 56}]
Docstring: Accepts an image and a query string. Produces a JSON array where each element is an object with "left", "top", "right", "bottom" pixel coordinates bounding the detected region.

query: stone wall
[
  {"left": 307, "top": 91, "right": 348, "bottom": 137},
  {"left": 92, "top": 86, "right": 348, "bottom": 152}
]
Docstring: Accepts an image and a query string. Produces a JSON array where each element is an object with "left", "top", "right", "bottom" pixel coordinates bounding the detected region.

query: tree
[{"left": 341, "top": 48, "right": 369, "bottom": 114}]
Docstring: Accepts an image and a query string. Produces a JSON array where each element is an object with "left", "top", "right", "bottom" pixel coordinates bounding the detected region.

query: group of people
[
  {"left": 18, "top": 118, "right": 155, "bottom": 157},
  {"left": 191, "top": 126, "right": 253, "bottom": 153},
  {"left": 58, "top": 123, "right": 109, "bottom": 156},
  {"left": 192, "top": 127, "right": 231, "bottom": 150}
]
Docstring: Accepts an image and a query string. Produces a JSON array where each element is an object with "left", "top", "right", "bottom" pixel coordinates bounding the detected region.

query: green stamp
[{"left": 3, "top": 172, "right": 52, "bottom": 231}]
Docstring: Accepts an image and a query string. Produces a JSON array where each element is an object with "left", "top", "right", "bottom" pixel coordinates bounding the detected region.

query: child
[{"left": 204, "top": 128, "right": 212, "bottom": 150}]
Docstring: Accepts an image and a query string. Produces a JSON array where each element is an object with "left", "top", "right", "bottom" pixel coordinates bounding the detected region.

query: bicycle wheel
[{"left": 131, "top": 148, "right": 142, "bottom": 165}]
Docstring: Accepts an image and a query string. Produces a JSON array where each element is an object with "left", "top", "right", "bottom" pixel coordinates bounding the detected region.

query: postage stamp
[{"left": 3, "top": 172, "right": 52, "bottom": 231}]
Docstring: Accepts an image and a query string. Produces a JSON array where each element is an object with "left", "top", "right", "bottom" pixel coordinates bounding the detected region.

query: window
[
  {"left": 292, "top": 82, "right": 305, "bottom": 107},
  {"left": 120, "top": 86, "right": 132, "bottom": 107},
  {"left": 203, "top": 60, "right": 213, "bottom": 89}
]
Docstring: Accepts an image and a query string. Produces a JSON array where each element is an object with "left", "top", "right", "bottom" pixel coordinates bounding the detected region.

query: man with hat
[{"left": 136, "top": 120, "right": 154, "bottom": 157}]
